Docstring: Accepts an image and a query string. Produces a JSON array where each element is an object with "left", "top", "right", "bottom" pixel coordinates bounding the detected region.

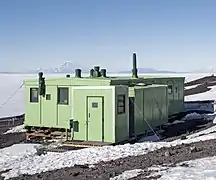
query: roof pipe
[{"left": 132, "top": 53, "right": 138, "bottom": 78}]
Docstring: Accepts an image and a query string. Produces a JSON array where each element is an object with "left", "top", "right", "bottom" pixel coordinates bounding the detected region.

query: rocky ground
[
  {"left": 0, "top": 119, "right": 25, "bottom": 149},
  {"left": 0, "top": 119, "right": 215, "bottom": 180},
  {"left": 4, "top": 138, "right": 216, "bottom": 180},
  {"left": 184, "top": 75, "right": 216, "bottom": 96}
]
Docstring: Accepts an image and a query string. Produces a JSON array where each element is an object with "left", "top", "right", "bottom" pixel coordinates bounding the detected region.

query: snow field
[
  {"left": 147, "top": 156, "right": 216, "bottom": 180},
  {"left": 1, "top": 123, "right": 216, "bottom": 179}
]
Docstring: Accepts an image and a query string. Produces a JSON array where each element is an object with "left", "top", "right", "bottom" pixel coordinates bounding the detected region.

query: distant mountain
[
  {"left": 118, "top": 68, "right": 179, "bottom": 74},
  {"left": 29, "top": 61, "right": 88, "bottom": 74},
  {"left": 0, "top": 62, "right": 192, "bottom": 74}
]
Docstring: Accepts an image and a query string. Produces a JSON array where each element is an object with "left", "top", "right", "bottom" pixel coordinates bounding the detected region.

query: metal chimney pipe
[
  {"left": 75, "top": 69, "right": 81, "bottom": 78},
  {"left": 100, "top": 69, "right": 107, "bottom": 77},
  {"left": 90, "top": 69, "right": 94, "bottom": 77},
  {"left": 94, "top": 66, "right": 101, "bottom": 77},
  {"left": 132, "top": 53, "right": 138, "bottom": 78}
]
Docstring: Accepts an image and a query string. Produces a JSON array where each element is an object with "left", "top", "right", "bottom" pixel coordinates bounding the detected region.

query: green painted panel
[
  {"left": 24, "top": 86, "right": 40, "bottom": 126},
  {"left": 41, "top": 86, "right": 57, "bottom": 127},
  {"left": 140, "top": 77, "right": 184, "bottom": 115},
  {"left": 134, "top": 88, "right": 144, "bottom": 135},
  {"left": 57, "top": 86, "right": 72, "bottom": 129},
  {"left": 114, "top": 86, "right": 129, "bottom": 142},
  {"left": 133, "top": 85, "right": 168, "bottom": 136},
  {"left": 87, "top": 97, "right": 104, "bottom": 141},
  {"left": 72, "top": 87, "right": 115, "bottom": 143}
]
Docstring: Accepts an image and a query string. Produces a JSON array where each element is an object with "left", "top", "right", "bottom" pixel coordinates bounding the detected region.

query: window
[
  {"left": 30, "top": 88, "right": 39, "bottom": 102},
  {"left": 117, "top": 95, "right": 125, "bottom": 114},
  {"left": 92, "top": 102, "right": 98, "bottom": 108},
  {"left": 168, "top": 85, "right": 172, "bottom": 94},
  {"left": 57, "top": 88, "right": 69, "bottom": 105},
  {"left": 46, "top": 94, "right": 51, "bottom": 100}
]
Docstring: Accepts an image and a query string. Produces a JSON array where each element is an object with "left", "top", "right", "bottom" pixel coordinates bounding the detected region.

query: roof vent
[
  {"left": 75, "top": 69, "right": 81, "bottom": 78},
  {"left": 93, "top": 66, "right": 101, "bottom": 77},
  {"left": 90, "top": 69, "right": 94, "bottom": 77},
  {"left": 100, "top": 69, "right": 107, "bottom": 77}
]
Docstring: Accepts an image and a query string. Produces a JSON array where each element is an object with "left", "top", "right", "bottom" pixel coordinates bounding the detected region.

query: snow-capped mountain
[{"left": 34, "top": 61, "right": 87, "bottom": 73}]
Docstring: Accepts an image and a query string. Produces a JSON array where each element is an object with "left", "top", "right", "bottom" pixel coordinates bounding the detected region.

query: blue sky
[{"left": 0, "top": 0, "right": 216, "bottom": 72}]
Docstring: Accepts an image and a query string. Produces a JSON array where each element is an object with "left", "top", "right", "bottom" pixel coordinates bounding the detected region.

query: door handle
[{"left": 88, "top": 113, "right": 90, "bottom": 118}]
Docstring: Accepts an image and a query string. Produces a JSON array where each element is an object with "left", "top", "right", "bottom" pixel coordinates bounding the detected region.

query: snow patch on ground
[
  {"left": 184, "top": 84, "right": 199, "bottom": 90},
  {"left": 185, "top": 86, "right": 216, "bottom": 101},
  {"left": 0, "top": 144, "right": 40, "bottom": 179},
  {"left": 151, "top": 156, "right": 216, "bottom": 180},
  {"left": 181, "top": 112, "right": 202, "bottom": 121},
  {"left": 187, "top": 125, "right": 216, "bottom": 139},
  {"left": 110, "top": 169, "right": 143, "bottom": 180},
  {"left": 3, "top": 124, "right": 26, "bottom": 134},
  {"left": 2, "top": 129, "right": 216, "bottom": 179},
  {"left": 180, "top": 112, "right": 216, "bottom": 122}
]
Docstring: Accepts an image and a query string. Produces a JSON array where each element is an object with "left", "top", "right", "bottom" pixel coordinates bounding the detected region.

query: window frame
[
  {"left": 117, "top": 94, "right": 126, "bottom": 114},
  {"left": 30, "top": 88, "right": 39, "bottom": 103},
  {"left": 57, "top": 87, "right": 69, "bottom": 105},
  {"left": 168, "top": 85, "right": 173, "bottom": 94}
]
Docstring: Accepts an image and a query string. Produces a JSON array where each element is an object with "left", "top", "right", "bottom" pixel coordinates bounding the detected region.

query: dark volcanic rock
[{"left": 7, "top": 139, "right": 216, "bottom": 180}]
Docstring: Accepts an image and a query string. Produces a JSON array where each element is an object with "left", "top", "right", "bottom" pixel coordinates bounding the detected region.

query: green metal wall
[
  {"left": 24, "top": 75, "right": 182, "bottom": 143},
  {"left": 24, "top": 84, "right": 72, "bottom": 129},
  {"left": 110, "top": 76, "right": 185, "bottom": 116},
  {"left": 24, "top": 85, "right": 40, "bottom": 127},
  {"left": 114, "top": 86, "right": 129, "bottom": 142},
  {"left": 131, "top": 85, "right": 168, "bottom": 136},
  {"left": 25, "top": 80, "right": 129, "bottom": 143},
  {"left": 72, "top": 87, "right": 114, "bottom": 142},
  {"left": 72, "top": 86, "right": 129, "bottom": 143},
  {"left": 140, "top": 77, "right": 185, "bottom": 115},
  {"left": 24, "top": 77, "right": 111, "bottom": 129}
]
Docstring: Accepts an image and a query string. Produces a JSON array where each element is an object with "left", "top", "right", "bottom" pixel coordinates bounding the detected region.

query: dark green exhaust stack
[
  {"left": 100, "top": 69, "right": 107, "bottom": 77},
  {"left": 90, "top": 69, "right": 94, "bottom": 77},
  {"left": 38, "top": 72, "right": 45, "bottom": 96},
  {"left": 132, "top": 53, "right": 138, "bottom": 78},
  {"left": 75, "top": 69, "right": 81, "bottom": 78},
  {"left": 94, "top": 66, "right": 101, "bottom": 77}
]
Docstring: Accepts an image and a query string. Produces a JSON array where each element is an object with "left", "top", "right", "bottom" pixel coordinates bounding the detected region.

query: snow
[
  {"left": 185, "top": 86, "right": 216, "bottom": 101},
  {"left": 184, "top": 84, "right": 199, "bottom": 90},
  {"left": 110, "top": 169, "right": 143, "bottom": 180},
  {"left": 187, "top": 125, "right": 216, "bottom": 139},
  {"left": 3, "top": 124, "right": 26, "bottom": 134},
  {"left": 181, "top": 112, "right": 203, "bottom": 121},
  {"left": 150, "top": 156, "right": 216, "bottom": 180},
  {"left": 1, "top": 124, "right": 216, "bottom": 179}
]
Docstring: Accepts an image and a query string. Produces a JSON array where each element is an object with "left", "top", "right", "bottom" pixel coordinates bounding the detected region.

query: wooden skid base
[
  {"left": 62, "top": 141, "right": 112, "bottom": 148},
  {"left": 26, "top": 132, "right": 52, "bottom": 140}
]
